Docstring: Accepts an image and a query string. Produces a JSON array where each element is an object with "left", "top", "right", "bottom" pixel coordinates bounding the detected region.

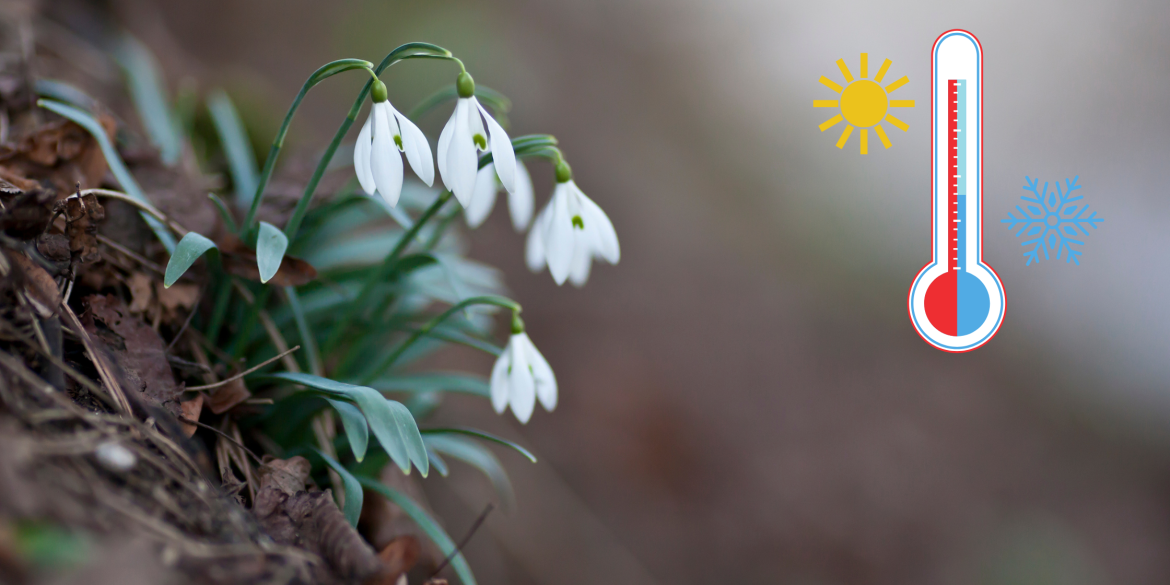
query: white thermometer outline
[{"left": 909, "top": 30, "right": 1005, "bottom": 352}]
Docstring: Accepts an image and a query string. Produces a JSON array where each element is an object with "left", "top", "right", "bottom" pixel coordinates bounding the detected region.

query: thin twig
[
  {"left": 97, "top": 234, "right": 166, "bottom": 275},
  {"left": 165, "top": 285, "right": 205, "bottom": 353},
  {"left": 178, "top": 416, "right": 263, "bottom": 464},
  {"left": 58, "top": 298, "right": 132, "bottom": 414},
  {"left": 184, "top": 345, "right": 299, "bottom": 391},
  {"left": 432, "top": 503, "right": 495, "bottom": 578}
]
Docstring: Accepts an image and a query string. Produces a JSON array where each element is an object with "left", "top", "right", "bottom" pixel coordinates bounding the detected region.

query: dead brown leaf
[
  {"left": 126, "top": 271, "right": 153, "bottom": 313},
  {"left": 218, "top": 233, "right": 317, "bottom": 287},
  {"left": 365, "top": 536, "right": 420, "bottom": 585},
  {"left": 156, "top": 281, "right": 198, "bottom": 311},
  {"left": 81, "top": 294, "right": 182, "bottom": 416},
  {"left": 60, "top": 191, "right": 104, "bottom": 264},
  {"left": 9, "top": 252, "right": 60, "bottom": 317},
  {"left": 207, "top": 377, "right": 251, "bottom": 414},
  {"left": 257, "top": 456, "right": 311, "bottom": 496},
  {"left": 178, "top": 393, "right": 203, "bottom": 437},
  {"left": 0, "top": 189, "right": 53, "bottom": 239},
  {"left": 0, "top": 114, "right": 116, "bottom": 195}
]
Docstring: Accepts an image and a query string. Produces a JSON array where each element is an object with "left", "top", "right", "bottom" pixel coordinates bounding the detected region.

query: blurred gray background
[{"left": 124, "top": 0, "right": 1170, "bottom": 583}]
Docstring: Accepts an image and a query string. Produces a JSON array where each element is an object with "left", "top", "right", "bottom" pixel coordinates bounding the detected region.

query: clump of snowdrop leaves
[
  {"left": 438, "top": 72, "right": 516, "bottom": 208},
  {"left": 492, "top": 314, "right": 557, "bottom": 423},
  {"left": 527, "top": 160, "right": 620, "bottom": 286},
  {"left": 354, "top": 79, "right": 434, "bottom": 206},
  {"left": 465, "top": 154, "right": 534, "bottom": 231}
]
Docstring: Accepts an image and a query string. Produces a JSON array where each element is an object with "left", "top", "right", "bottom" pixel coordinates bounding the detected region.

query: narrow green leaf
[
  {"left": 207, "top": 193, "right": 239, "bottom": 234},
  {"left": 370, "top": 373, "right": 490, "bottom": 398},
  {"left": 427, "top": 446, "right": 450, "bottom": 477},
  {"left": 207, "top": 89, "right": 259, "bottom": 205},
  {"left": 284, "top": 286, "right": 322, "bottom": 376},
  {"left": 164, "top": 232, "right": 217, "bottom": 288},
  {"left": 424, "top": 434, "right": 516, "bottom": 514},
  {"left": 325, "top": 398, "right": 368, "bottom": 462},
  {"left": 258, "top": 372, "right": 427, "bottom": 476},
  {"left": 358, "top": 477, "right": 477, "bottom": 585},
  {"left": 421, "top": 427, "right": 537, "bottom": 463},
  {"left": 256, "top": 221, "right": 288, "bottom": 283},
  {"left": 113, "top": 35, "right": 182, "bottom": 165},
  {"left": 37, "top": 99, "right": 177, "bottom": 252},
  {"left": 314, "top": 449, "right": 363, "bottom": 527},
  {"left": 34, "top": 79, "right": 97, "bottom": 111}
]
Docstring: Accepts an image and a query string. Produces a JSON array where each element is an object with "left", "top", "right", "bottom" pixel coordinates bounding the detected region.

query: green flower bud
[
  {"left": 456, "top": 72, "right": 476, "bottom": 98},
  {"left": 554, "top": 159, "right": 573, "bottom": 183},
  {"left": 511, "top": 312, "right": 525, "bottom": 335},
  {"left": 371, "top": 79, "right": 388, "bottom": 103}
]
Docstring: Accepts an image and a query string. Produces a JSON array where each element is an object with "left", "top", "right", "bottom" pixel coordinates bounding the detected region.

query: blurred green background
[{"left": 114, "top": 0, "right": 1170, "bottom": 583}]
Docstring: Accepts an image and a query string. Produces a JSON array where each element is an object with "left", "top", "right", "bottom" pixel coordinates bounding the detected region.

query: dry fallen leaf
[
  {"left": 178, "top": 393, "right": 203, "bottom": 437},
  {"left": 82, "top": 294, "right": 182, "bottom": 416},
  {"left": 127, "top": 272, "right": 153, "bottom": 313},
  {"left": 365, "top": 536, "right": 421, "bottom": 585},
  {"left": 207, "top": 377, "right": 251, "bottom": 415},
  {"left": 9, "top": 252, "right": 60, "bottom": 317},
  {"left": 156, "top": 282, "right": 199, "bottom": 311},
  {"left": 0, "top": 114, "right": 116, "bottom": 195},
  {"left": 218, "top": 233, "right": 317, "bottom": 287}
]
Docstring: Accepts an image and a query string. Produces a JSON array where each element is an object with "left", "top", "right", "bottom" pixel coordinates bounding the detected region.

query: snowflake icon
[{"left": 1001, "top": 176, "right": 1103, "bottom": 266}]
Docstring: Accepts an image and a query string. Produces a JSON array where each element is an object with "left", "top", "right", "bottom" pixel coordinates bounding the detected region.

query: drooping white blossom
[
  {"left": 526, "top": 163, "right": 619, "bottom": 287},
  {"left": 437, "top": 72, "right": 515, "bottom": 208},
  {"left": 491, "top": 324, "right": 556, "bottom": 424},
  {"left": 465, "top": 156, "right": 533, "bottom": 231},
  {"left": 354, "top": 80, "right": 434, "bottom": 207}
]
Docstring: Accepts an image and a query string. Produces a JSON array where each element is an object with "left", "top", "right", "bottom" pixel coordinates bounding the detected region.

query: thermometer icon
[{"left": 909, "top": 30, "right": 1005, "bottom": 352}]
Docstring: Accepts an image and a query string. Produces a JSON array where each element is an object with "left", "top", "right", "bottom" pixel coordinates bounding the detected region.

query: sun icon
[{"left": 815, "top": 53, "right": 914, "bottom": 154}]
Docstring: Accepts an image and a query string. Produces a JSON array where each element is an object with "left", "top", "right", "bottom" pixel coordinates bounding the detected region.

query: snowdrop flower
[
  {"left": 437, "top": 72, "right": 516, "bottom": 208},
  {"left": 526, "top": 160, "right": 619, "bottom": 287},
  {"left": 354, "top": 79, "right": 434, "bottom": 207},
  {"left": 491, "top": 315, "right": 556, "bottom": 423},
  {"left": 465, "top": 155, "right": 534, "bottom": 231}
]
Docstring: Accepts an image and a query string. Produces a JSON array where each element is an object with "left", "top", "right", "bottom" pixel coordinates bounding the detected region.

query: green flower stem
[
  {"left": 204, "top": 268, "right": 233, "bottom": 343},
  {"left": 241, "top": 58, "right": 375, "bottom": 234},
  {"left": 357, "top": 295, "right": 521, "bottom": 385},
  {"left": 284, "top": 286, "right": 323, "bottom": 375},
  {"left": 322, "top": 191, "right": 452, "bottom": 355},
  {"left": 279, "top": 44, "right": 459, "bottom": 245},
  {"left": 230, "top": 286, "right": 272, "bottom": 359}
]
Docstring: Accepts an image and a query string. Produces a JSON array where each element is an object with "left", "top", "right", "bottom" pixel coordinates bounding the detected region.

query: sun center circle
[{"left": 839, "top": 80, "right": 888, "bottom": 128}]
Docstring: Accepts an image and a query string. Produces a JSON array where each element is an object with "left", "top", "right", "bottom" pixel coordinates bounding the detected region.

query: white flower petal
[
  {"left": 521, "top": 333, "right": 557, "bottom": 411},
  {"left": 354, "top": 114, "right": 376, "bottom": 195},
  {"left": 394, "top": 109, "right": 434, "bottom": 187},
  {"left": 575, "top": 184, "right": 620, "bottom": 264},
  {"left": 468, "top": 98, "right": 486, "bottom": 147},
  {"left": 465, "top": 164, "right": 498, "bottom": 228},
  {"left": 371, "top": 103, "right": 404, "bottom": 207},
  {"left": 526, "top": 203, "right": 551, "bottom": 272},
  {"left": 437, "top": 105, "right": 457, "bottom": 191},
  {"left": 508, "top": 160, "right": 534, "bottom": 232},
  {"left": 447, "top": 100, "right": 479, "bottom": 207},
  {"left": 490, "top": 343, "right": 511, "bottom": 414},
  {"left": 476, "top": 99, "right": 515, "bottom": 193},
  {"left": 545, "top": 184, "right": 576, "bottom": 285},
  {"left": 568, "top": 241, "right": 593, "bottom": 287},
  {"left": 508, "top": 334, "right": 535, "bottom": 423}
]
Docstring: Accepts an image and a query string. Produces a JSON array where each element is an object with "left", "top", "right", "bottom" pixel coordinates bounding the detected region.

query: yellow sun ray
[
  {"left": 874, "top": 59, "right": 892, "bottom": 82},
  {"left": 886, "top": 114, "right": 909, "bottom": 131},
  {"left": 836, "top": 59, "right": 854, "bottom": 82},
  {"left": 819, "top": 76, "right": 843, "bottom": 93},
  {"left": 860, "top": 128, "right": 868, "bottom": 154},
  {"left": 874, "top": 124, "right": 892, "bottom": 148},
  {"left": 814, "top": 100, "right": 839, "bottom": 107},
  {"left": 890, "top": 100, "right": 915, "bottom": 107},
  {"left": 836, "top": 125, "right": 854, "bottom": 149},
  {"left": 885, "top": 76, "right": 909, "bottom": 93},
  {"left": 819, "top": 114, "right": 843, "bottom": 131},
  {"left": 860, "top": 53, "right": 868, "bottom": 78}
]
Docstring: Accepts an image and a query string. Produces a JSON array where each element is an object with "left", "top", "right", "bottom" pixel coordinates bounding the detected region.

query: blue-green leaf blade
[
  {"left": 314, "top": 449, "right": 363, "bottom": 527},
  {"left": 357, "top": 477, "right": 477, "bottom": 585},
  {"left": 325, "top": 398, "right": 368, "bottom": 463},
  {"left": 207, "top": 89, "right": 259, "bottom": 205},
  {"left": 370, "top": 373, "right": 491, "bottom": 398},
  {"left": 164, "top": 232, "right": 216, "bottom": 288},
  {"left": 257, "top": 221, "right": 289, "bottom": 283},
  {"left": 113, "top": 35, "right": 182, "bottom": 165},
  {"left": 420, "top": 427, "right": 537, "bottom": 463}
]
